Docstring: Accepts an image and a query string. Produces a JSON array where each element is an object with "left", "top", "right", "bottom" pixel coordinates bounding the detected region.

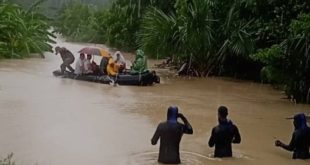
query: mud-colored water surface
[{"left": 0, "top": 40, "right": 309, "bottom": 165}]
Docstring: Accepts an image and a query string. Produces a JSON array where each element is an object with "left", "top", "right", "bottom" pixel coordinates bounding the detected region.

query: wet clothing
[
  {"left": 74, "top": 58, "right": 86, "bottom": 75},
  {"left": 208, "top": 119, "right": 241, "bottom": 157},
  {"left": 107, "top": 58, "right": 118, "bottom": 76},
  {"left": 59, "top": 49, "right": 75, "bottom": 74},
  {"left": 151, "top": 107, "right": 193, "bottom": 164},
  {"left": 84, "top": 59, "right": 93, "bottom": 74},
  {"left": 130, "top": 49, "right": 148, "bottom": 74},
  {"left": 99, "top": 57, "right": 109, "bottom": 74},
  {"left": 113, "top": 51, "right": 126, "bottom": 65},
  {"left": 281, "top": 113, "right": 310, "bottom": 159}
]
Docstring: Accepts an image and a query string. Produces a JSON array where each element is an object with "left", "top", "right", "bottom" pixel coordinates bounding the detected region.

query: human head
[
  {"left": 80, "top": 53, "right": 85, "bottom": 60},
  {"left": 218, "top": 106, "right": 228, "bottom": 121},
  {"left": 87, "top": 54, "right": 92, "bottom": 60},
  {"left": 55, "top": 46, "right": 61, "bottom": 55},
  {"left": 136, "top": 49, "right": 144, "bottom": 59},
  {"left": 115, "top": 51, "right": 121, "bottom": 61},
  {"left": 293, "top": 113, "right": 308, "bottom": 130},
  {"left": 167, "top": 106, "right": 178, "bottom": 123}
]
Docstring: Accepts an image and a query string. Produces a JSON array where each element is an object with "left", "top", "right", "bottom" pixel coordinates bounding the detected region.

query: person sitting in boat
[
  {"left": 84, "top": 54, "right": 93, "bottom": 74},
  {"left": 75, "top": 53, "right": 86, "bottom": 75},
  {"left": 106, "top": 57, "right": 119, "bottom": 76},
  {"left": 130, "top": 49, "right": 148, "bottom": 74},
  {"left": 84, "top": 54, "right": 100, "bottom": 75},
  {"left": 113, "top": 51, "right": 126, "bottom": 73},
  {"left": 99, "top": 54, "right": 111, "bottom": 75}
]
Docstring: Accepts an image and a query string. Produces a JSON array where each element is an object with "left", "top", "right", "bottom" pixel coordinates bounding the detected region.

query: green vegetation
[
  {"left": 53, "top": 0, "right": 310, "bottom": 103},
  {"left": 10, "top": 0, "right": 112, "bottom": 17},
  {"left": 0, "top": 153, "right": 14, "bottom": 165},
  {"left": 54, "top": 0, "right": 98, "bottom": 42},
  {"left": 252, "top": 13, "right": 310, "bottom": 103},
  {"left": 0, "top": 0, "right": 55, "bottom": 58}
]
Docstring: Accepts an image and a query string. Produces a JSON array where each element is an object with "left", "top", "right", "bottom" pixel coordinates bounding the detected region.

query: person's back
[
  {"left": 209, "top": 120, "right": 240, "bottom": 157},
  {"left": 208, "top": 106, "right": 241, "bottom": 158},
  {"left": 99, "top": 57, "right": 109, "bottom": 75},
  {"left": 151, "top": 106, "right": 193, "bottom": 164},
  {"left": 60, "top": 48, "right": 74, "bottom": 61}
]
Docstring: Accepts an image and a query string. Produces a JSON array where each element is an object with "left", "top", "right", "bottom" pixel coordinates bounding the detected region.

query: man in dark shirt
[
  {"left": 55, "top": 46, "right": 75, "bottom": 74},
  {"left": 275, "top": 113, "right": 310, "bottom": 159},
  {"left": 208, "top": 106, "right": 241, "bottom": 157},
  {"left": 151, "top": 106, "right": 193, "bottom": 164}
]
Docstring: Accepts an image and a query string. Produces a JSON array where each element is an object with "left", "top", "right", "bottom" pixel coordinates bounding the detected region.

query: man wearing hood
[
  {"left": 208, "top": 106, "right": 241, "bottom": 157},
  {"left": 275, "top": 113, "right": 310, "bottom": 159},
  {"left": 151, "top": 106, "right": 193, "bottom": 164}
]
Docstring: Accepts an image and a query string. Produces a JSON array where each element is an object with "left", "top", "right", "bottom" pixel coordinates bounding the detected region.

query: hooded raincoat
[
  {"left": 151, "top": 106, "right": 193, "bottom": 164},
  {"left": 130, "top": 49, "right": 148, "bottom": 74},
  {"left": 282, "top": 113, "right": 310, "bottom": 159}
]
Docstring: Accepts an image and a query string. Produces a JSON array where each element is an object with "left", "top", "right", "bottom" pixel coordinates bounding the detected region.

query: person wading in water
[
  {"left": 275, "top": 113, "right": 310, "bottom": 159},
  {"left": 208, "top": 106, "right": 241, "bottom": 157},
  {"left": 151, "top": 106, "right": 193, "bottom": 164}
]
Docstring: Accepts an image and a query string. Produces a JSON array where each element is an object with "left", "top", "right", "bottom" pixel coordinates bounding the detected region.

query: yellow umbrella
[{"left": 100, "top": 49, "right": 111, "bottom": 58}]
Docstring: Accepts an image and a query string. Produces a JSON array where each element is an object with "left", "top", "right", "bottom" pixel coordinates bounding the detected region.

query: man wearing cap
[
  {"left": 151, "top": 106, "right": 193, "bottom": 164},
  {"left": 208, "top": 106, "right": 241, "bottom": 157},
  {"left": 55, "top": 46, "right": 75, "bottom": 74},
  {"left": 275, "top": 113, "right": 310, "bottom": 159}
]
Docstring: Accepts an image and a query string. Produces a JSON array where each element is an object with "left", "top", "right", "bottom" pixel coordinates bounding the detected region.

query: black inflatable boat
[{"left": 53, "top": 70, "right": 160, "bottom": 86}]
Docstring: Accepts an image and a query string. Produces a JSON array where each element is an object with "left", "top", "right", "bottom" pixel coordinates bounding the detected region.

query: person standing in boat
[
  {"left": 208, "top": 106, "right": 241, "bottom": 158},
  {"left": 74, "top": 53, "right": 86, "bottom": 75},
  {"left": 275, "top": 113, "right": 310, "bottom": 159},
  {"left": 151, "top": 106, "right": 193, "bottom": 164},
  {"left": 54, "top": 46, "right": 75, "bottom": 74}
]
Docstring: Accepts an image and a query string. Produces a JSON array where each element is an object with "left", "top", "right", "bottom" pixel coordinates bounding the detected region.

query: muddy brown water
[{"left": 0, "top": 40, "right": 309, "bottom": 165}]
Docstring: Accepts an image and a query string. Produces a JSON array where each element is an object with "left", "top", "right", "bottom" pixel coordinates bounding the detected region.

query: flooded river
[{"left": 0, "top": 40, "right": 309, "bottom": 165}]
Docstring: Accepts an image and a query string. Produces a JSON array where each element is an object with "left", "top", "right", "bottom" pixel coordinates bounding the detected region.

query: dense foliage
[
  {"left": 54, "top": 0, "right": 98, "bottom": 42},
  {"left": 0, "top": 0, "right": 55, "bottom": 58},
  {"left": 54, "top": 0, "right": 310, "bottom": 103},
  {"left": 252, "top": 13, "right": 310, "bottom": 103}
]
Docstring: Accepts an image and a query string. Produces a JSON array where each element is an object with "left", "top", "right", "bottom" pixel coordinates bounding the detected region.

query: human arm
[
  {"left": 208, "top": 128, "right": 215, "bottom": 147},
  {"left": 178, "top": 113, "right": 193, "bottom": 134},
  {"left": 275, "top": 132, "right": 296, "bottom": 151},
  {"left": 232, "top": 125, "right": 241, "bottom": 144},
  {"left": 151, "top": 124, "right": 161, "bottom": 145}
]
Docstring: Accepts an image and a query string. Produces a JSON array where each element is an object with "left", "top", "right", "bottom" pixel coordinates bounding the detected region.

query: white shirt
[
  {"left": 84, "top": 59, "right": 93, "bottom": 74},
  {"left": 74, "top": 58, "right": 86, "bottom": 75}
]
